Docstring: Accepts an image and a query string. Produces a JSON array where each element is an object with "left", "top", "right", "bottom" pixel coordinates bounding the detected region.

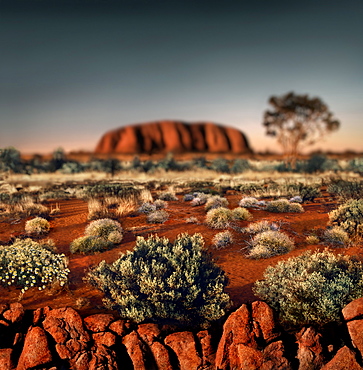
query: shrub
[
  {"left": 25, "top": 217, "right": 50, "bottom": 235},
  {"left": 247, "top": 230, "right": 295, "bottom": 259},
  {"left": 85, "top": 218, "right": 123, "bottom": 241},
  {"left": 86, "top": 233, "right": 231, "bottom": 327},
  {"left": 211, "top": 158, "right": 229, "bottom": 173},
  {"left": 185, "top": 217, "right": 199, "bottom": 224},
  {"left": 87, "top": 198, "right": 111, "bottom": 220},
  {"left": 158, "top": 191, "right": 178, "bottom": 201},
  {"left": 70, "top": 236, "right": 112, "bottom": 254},
  {"left": 329, "top": 199, "right": 363, "bottom": 237},
  {"left": 212, "top": 231, "right": 233, "bottom": 249},
  {"left": 254, "top": 249, "right": 363, "bottom": 326},
  {"left": 231, "top": 207, "right": 252, "bottom": 221},
  {"left": 323, "top": 226, "right": 350, "bottom": 247},
  {"left": 239, "top": 197, "right": 260, "bottom": 208},
  {"left": 183, "top": 194, "right": 194, "bottom": 202},
  {"left": 205, "top": 196, "right": 229, "bottom": 211},
  {"left": 266, "top": 199, "right": 304, "bottom": 213},
  {"left": 147, "top": 210, "right": 169, "bottom": 224},
  {"left": 206, "top": 208, "right": 233, "bottom": 229},
  {"left": 191, "top": 192, "right": 210, "bottom": 206},
  {"left": 154, "top": 199, "right": 167, "bottom": 210},
  {"left": 138, "top": 202, "right": 157, "bottom": 214},
  {"left": 244, "top": 220, "right": 279, "bottom": 234},
  {"left": 0, "top": 238, "right": 69, "bottom": 294},
  {"left": 289, "top": 196, "right": 303, "bottom": 203},
  {"left": 230, "top": 159, "right": 250, "bottom": 173},
  {"left": 305, "top": 235, "right": 320, "bottom": 245}
]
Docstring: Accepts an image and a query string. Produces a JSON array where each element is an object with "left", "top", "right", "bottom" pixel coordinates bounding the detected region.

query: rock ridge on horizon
[{"left": 95, "top": 120, "right": 252, "bottom": 155}]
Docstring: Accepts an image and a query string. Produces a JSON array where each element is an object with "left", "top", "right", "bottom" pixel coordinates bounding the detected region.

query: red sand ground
[{"left": 0, "top": 191, "right": 361, "bottom": 317}]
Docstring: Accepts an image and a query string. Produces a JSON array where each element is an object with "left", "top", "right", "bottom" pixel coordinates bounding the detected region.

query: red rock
[
  {"left": 321, "top": 346, "right": 362, "bottom": 370},
  {"left": 215, "top": 304, "right": 257, "bottom": 370},
  {"left": 16, "top": 326, "right": 52, "bottom": 370},
  {"left": 122, "top": 331, "right": 148, "bottom": 370},
  {"left": 13, "top": 332, "right": 22, "bottom": 346},
  {"left": 88, "top": 344, "right": 119, "bottom": 370},
  {"left": 92, "top": 332, "right": 117, "bottom": 347},
  {"left": 342, "top": 297, "right": 363, "bottom": 321},
  {"left": 95, "top": 121, "right": 252, "bottom": 155},
  {"left": 55, "top": 343, "right": 72, "bottom": 360},
  {"left": 0, "top": 348, "right": 13, "bottom": 370},
  {"left": 137, "top": 323, "right": 161, "bottom": 344},
  {"left": 0, "top": 319, "right": 9, "bottom": 327},
  {"left": 73, "top": 351, "right": 90, "bottom": 370},
  {"left": 251, "top": 301, "right": 280, "bottom": 344},
  {"left": 3, "top": 303, "right": 24, "bottom": 324},
  {"left": 0, "top": 303, "right": 8, "bottom": 315},
  {"left": 296, "top": 327, "right": 324, "bottom": 370},
  {"left": 346, "top": 320, "right": 363, "bottom": 358},
  {"left": 234, "top": 344, "right": 263, "bottom": 370},
  {"left": 43, "top": 316, "right": 68, "bottom": 343},
  {"left": 32, "top": 308, "right": 43, "bottom": 326},
  {"left": 197, "top": 330, "right": 215, "bottom": 368},
  {"left": 261, "top": 341, "right": 292, "bottom": 370},
  {"left": 84, "top": 314, "right": 115, "bottom": 333},
  {"left": 149, "top": 342, "right": 173, "bottom": 370},
  {"left": 164, "top": 331, "right": 202, "bottom": 370},
  {"left": 109, "top": 319, "right": 129, "bottom": 337}
]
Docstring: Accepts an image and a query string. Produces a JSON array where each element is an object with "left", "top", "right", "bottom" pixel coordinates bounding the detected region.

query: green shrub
[
  {"left": 212, "top": 231, "right": 233, "bottom": 249},
  {"left": 147, "top": 210, "right": 169, "bottom": 224},
  {"left": 86, "top": 233, "right": 231, "bottom": 327},
  {"left": 254, "top": 249, "right": 363, "bottom": 326},
  {"left": 231, "top": 207, "right": 252, "bottom": 221},
  {"left": 323, "top": 226, "right": 350, "bottom": 247},
  {"left": 266, "top": 199, "right": 304, "bottom": 213},
  {"left": 247, "top": 230, "right": 294, "bottom": 259},
  {"left": 25, "top": 217, "right": 50, "bottom": 235},
  {"left": 70, "top": 236, "right": 112, "bottom": 254},
  {"left": 329, "top": 199, "right": 363, "bottom": 237},
  {"left": 0, "top": 238, "right": 69, "bottom": 294},
  {"left": 85, "top": 218, "right": 123, "bottom": 241},
  {"left": 327, "top": 180, "right": 363, "bottom": 202},
  {"left": 244, "top": 220, "right": 279, "bottom": 234},
  {"left": 205, "top": 195, "right": 229, "bottom": 211},
  {"left": 206, "top": 208, "right": 233, "bottom": 229}
]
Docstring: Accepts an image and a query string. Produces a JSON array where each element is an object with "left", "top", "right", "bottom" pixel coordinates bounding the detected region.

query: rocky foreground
[{"left": 1, "top": 298, "right": 363, "bottom": 370}]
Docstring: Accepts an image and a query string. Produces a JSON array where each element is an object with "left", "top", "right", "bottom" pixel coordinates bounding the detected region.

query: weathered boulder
[
  {"left": 122, "top": 330, "right": 148, "bottom": 370},
  {"left": 296, "top": 327, "right": 324, "bottom": 370},
  {"left": 84, "top": 314, "right": 115, "bottom": 333},
  {"left": 197, "top": 330, "right": 215, "bottom": 369},
  {"left": 16, "top": 326, "right": 52, "bottom": 370},
  {"left": 164, "top": 331, "right": 202, "bottom": 370},
  {"left": 342, "top": 297, "right": 363, "bottom": 322},
  {"left": 95, "top": 120, "right": 252, "bottom": 155},
  {"left": 3, "top": 303, "right": 24, "bottom": 324},
  {"left": 321, "top": 346, "right": 362, "bottom": 370},
  {"left": 0, "top": 348, "right": 14, "bottom": 370}
]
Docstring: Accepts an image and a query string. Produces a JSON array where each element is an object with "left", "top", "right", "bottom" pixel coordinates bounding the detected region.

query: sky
[{"left": 0, "top": 0, "right": 362, "bottom": 154}]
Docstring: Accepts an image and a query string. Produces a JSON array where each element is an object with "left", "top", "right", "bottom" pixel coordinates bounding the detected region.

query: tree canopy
[{"left": 263, "top": 92, "right": 340, "bottom": 166}]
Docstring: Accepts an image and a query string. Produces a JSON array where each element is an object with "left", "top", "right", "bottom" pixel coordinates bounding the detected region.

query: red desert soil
[{"left": 0, "top": 192, "right": 362, "bottom": 317}]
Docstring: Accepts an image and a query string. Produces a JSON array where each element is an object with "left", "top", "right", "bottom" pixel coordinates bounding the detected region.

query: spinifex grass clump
[
  {"left": 247, "top": 230, "right": 295, "bottom": 259},
  {"left": 244, "top": 220, "right": 279, "bottom": 234},
  {"left": 323, "top": 226, "right": 350, "bottom": 247},
  {"left": 231, "top": 207, "right": 252, "bottom": 221},
  {"left": 87, "top": 233, "right": 231, "bottom": 327},
  {"left": 85, "top": 218, "right": 123, "bottom": 241},
  {"left": 25, "top": 217, "right": 50, "bottom": 235},
  {"left": 204, "top": 195, "right": 228, "bottom": 211},
  {"left": 206, "top": 208, "right": 233, "bottom": 229},
  {"left": 329, "top": 199, "right": 363, "bottom": 238},
  {"left": 147, "top": 210, "right": 169, "bottom": 224},
  {"left": 254, "top": 250, "right": 363, "bottom": 326},
  {"left": 70, "top": 236, "right": 112, "bottom": 254},
  {"left": 266, "top": 198, "right": 304, "bottom": 213},
  {"left": 239, "top": 197, "right": 260, "bottom": 208},
  {"left": 0, "top": 238, "right": 69, "bottom": 294},
  {"left": 212, "top": 231, "right": 233, "bottom": 249}
]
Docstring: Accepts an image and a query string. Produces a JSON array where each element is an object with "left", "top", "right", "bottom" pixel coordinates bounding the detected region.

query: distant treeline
[{"left": 1, "top": 147, "right": 363, "bottom": 175}]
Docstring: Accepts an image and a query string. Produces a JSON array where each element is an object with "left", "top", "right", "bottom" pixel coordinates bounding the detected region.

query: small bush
[
  {"left": 185, "top": 217, "right": 199, "bottom": 224},
  {"left": 266, "top": 199, "right": 304, "bottom": 213},
  {"left": 138, "top": 202, "right": 157, "bottom": 214},
  {"left": 87, "top": 198, "right": 112, "bottom": 220},
  {"left": 183, "top": 194, "right": 194, "bottom": 202},
  {"left": 25, "top": 217, "right": 50, "bottom": 235},
  {"left": 254, "top": 249, "right": 363, "bottom": 326},
  {"left": 212, "top": 231, "right": 233, "bottom": 249},
  {"left": 158, "top": 191, "right": 178, "bottom": 201},
  {"left": 329, "top": 199, "right": 363, "bottom": 237},
  {"left": 323, "top": 227, "right": 350, "bottom": 247},
  {"left": 247, "top": 230, "right": 295, "bottom": 259},
  {"left": 231, "top": 207, "right": 252, "bottom": 221},
  {"left": 244, "top": 220, "right": 279, "bottom": 234},
  {"left": 306, "top": 235, "right": 320, "bottom": 245},
  {"left": 147, "top": 210, "right": 169, "bottom": 224},
  {"left": 205, "top": 196, "right": 229, "bottom": 211},
  {"left": 86, "top": 233, "right": 231, "bottom": 327},
  {"left": 154, "top": 199, "right": 167, "bottom": 210},
  {"left": 206, "top": 208, "right": 233, "bottom": 229},
  {"left": 0, "top": 238, "right": 69, "bottom": 294},
  {"left": 191, "top": 192, "right": 210, "bottom": 206},
  {"left": 289, "top": 196, "right": 303, "bottom": 203},
  {"left": 85, "top": 218, "right": 123, "bottom": 241},
  {"left": 70, "top": 236, "right": 112, "bottom": 254},
  {"left": 239, "top": 197, "right": 260, "bottom": 208}
]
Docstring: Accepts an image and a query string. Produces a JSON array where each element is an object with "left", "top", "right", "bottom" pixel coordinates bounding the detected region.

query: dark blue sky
[{"left": 1, "top": 0, "right": 362, "bottom": 153}]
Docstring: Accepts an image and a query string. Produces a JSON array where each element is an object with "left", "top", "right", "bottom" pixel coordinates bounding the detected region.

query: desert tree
[{"left": 262, "top": 92, "right": 340, "bottom": 167}]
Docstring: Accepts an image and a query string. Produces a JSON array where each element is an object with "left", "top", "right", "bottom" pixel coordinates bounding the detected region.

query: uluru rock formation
[{"left": 95, "top": 120, "right": 252, "bottom": 154}]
